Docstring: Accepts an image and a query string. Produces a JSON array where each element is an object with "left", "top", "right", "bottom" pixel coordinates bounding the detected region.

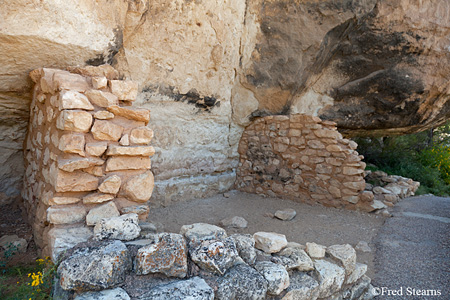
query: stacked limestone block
[
  {"left": 236, "top": 115, "right": 374, "bottom": 211},
  {"left": 22, "top": 65, "right": 155, "bottom": 258}
]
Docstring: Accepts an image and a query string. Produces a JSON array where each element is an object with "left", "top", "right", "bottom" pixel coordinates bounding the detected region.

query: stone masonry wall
[
  {"left": 22, "top": 65, "right": 155, "bottom": 258},
  {"left": 236, "top": 115, "right": 374, "bottom": 211}
]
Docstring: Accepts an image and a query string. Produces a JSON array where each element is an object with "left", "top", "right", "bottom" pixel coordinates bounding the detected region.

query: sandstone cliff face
[{"left": 1, "top": 0, "right": 449, "bottom": 204}]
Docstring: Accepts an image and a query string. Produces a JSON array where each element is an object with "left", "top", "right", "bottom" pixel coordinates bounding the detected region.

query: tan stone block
[
  {"left": 39, "top": 68, "right": 58, "bottom": 93},
  {"left": 288, "top": 129, "right": 302, "bottom": 137},
  {"left": 47, "top": 106, "right": 55, "bottom": 122},
  {"left": 316, "top": 164, "right": 332, "bottom": 174},
  {"left": 98, "top": 175, "right": 122, "bottom": 194},
  {"left": 85, "top": 142, "right": 108, "bottom": 156},
  {"left": 342, "top": 189, "right": 359, "bottom": 196},
  {"left": 314, "top": 129, "right": 342, "bottom": 139},
  {"left": 30, "top": 68, "right": 43, "bottom": 83},
  {"left": 290, "top": 137, "right": 305, "bottom": 146},
  {"left": 94, "top": 111, "right": 114, "bottom": 120},
  {"left": 92, "top": 76, "right": 108, "bottom": 89},
  {"left": 342, "top": 181, "right": 366, "bottom": 191},
  {"left": 359, "top": 191, "right": 374, "bottom": 202},
  {"left": 67, "top": 65, "right": 119, "bottom": 80},
  {"left": 326, "top": 144, "right": 343, "bottom": 152},
  {"left": 54, "top": 170, "right": 99, "bottom": 192},
  {"left": 47, "top": 206, "right": 87, "bottom": 225},
  {"left": 119, "top": 134, "right": 130, "bottom": 146},
  {"left": 119, "top": 205, "right": 150, "bottom": 221},
  {"left": 106, "top": 145, "right": 155, "bottom": 157},
  {"left": 109, "top": 80, "right": 139, "bottom": 101},
  {"left": 53, "top": 71, "right": 90, "bottom": 92},
  {"left": 326, "top": 157, "right": 343, "bottom": 166},
  {"left": 86, "top": 201, "right": 120, "bottom": 226},
  {"left": 348, "top": 140, "right": 358, "bottom": 150},
  {"left": 85, "top": 90, "right": 119, "bottom": 107},
  {"left": 49, "top": 197, "right": 81, "bottom": 205},
  {"left": 342, "top": 167, "right": 364, "bottom": 176},
  {"left": 83, "top": 193, "right": 115, "bottom": 204},
  {"left": 91, "top": 120, "right": 124, "bottom": 141},
  {"left": 58, "top": 133, "right": 86, "bottom": 156},
  {"left": 130, "top": 127, "right": 154, "bottom": 145},
  {"left": 58, "top": 90, "right": 94, "bottom": 111},
  {"left": 83, "top": 166, "right": 104, "bottom": 177},
  {"left": 307, "top": 140, "right": 325, "bottom": 149},
  {"left": 58, "top": 157, "right": 104, "bottom": 172},
  {"left": 123, "top": 171, "right": 154, "bottom": 202},
  {"left": 105, "top": 156, "right": 151, "bottom": 171},
  {"left": 56, "top": 110, "right": 93, "bottom": 132},
  {"left": 107, "top": 105, "right": 150, "bottom": 124},
  {"left": 343, "top": 195, "right": 359, "bottom": 204},
  {"left": 328, "top": 186, "right": 341, "bottom": 198}
]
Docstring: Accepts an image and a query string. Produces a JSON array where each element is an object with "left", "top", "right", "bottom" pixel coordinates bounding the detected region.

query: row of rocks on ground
[
  {"left": 53, "top": 221, "right": 376, "bottom": 300},
  {"left": 363, "top": 170, "right": 420, "bottom": 215}
]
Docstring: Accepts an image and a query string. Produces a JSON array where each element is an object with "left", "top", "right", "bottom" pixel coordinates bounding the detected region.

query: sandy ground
[{"left": 150, "top": 190, "right": 385, "bottom": 278}]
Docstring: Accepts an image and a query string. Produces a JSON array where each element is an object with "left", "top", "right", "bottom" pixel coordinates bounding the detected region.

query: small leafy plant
[{"left": 0, "top": 256, "right": 56, "bottom": 300}]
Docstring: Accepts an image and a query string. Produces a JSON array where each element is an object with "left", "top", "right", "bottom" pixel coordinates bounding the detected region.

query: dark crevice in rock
[{"left": 142, "top": 85, "right": 220, "bottom": 112}]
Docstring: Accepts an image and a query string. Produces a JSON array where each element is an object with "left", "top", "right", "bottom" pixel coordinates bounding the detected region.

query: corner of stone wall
[
  {"left": 22, "top": 64, "right": 155, "bottom": 259},
  {"left": 236, "top": 114, "right": 375, "bottom": 210}
]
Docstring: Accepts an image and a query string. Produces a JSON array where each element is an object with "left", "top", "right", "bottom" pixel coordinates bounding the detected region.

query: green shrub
[{"left": 354, "top": 122, "right": 450, "bottom": 196}]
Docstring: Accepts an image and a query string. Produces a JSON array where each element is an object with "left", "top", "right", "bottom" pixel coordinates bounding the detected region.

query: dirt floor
[
  {"left": 150, "top": 190, "right": 385, "bottom": 278},
  {"left": 0, "top": 203, "right": 38, "bottom": 267},
  {"left": 0, "top": 191, "right": 386, "bottom": 280}
]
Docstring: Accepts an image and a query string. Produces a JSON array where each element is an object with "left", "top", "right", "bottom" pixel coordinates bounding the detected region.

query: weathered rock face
[{"left": 1, "top": 0, "right": 450, "bottom": 205}]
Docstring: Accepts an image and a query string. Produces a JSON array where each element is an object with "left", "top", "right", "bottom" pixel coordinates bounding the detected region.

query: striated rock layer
[{"left": 1, "top": 0, "right": 449, "bottom": 204}]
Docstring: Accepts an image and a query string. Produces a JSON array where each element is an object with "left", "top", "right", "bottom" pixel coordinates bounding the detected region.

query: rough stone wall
[
  {"left": 236, "top": 114, "right": 373, "bottom": 210},
  {"left": 23, "top": 65, "right": 154, "bottom": 257},
  {"left": 1, "top": 0, "right": 450, "bottom": 205}
]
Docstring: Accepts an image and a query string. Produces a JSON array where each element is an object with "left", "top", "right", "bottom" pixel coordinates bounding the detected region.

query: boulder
[
  {"left": 305, "top": 242, "right": 326, "bottom": 259},
  {"left": 47, "top": 206, "right": 86, "bottom": 225},
  {"left": 82, "top": 193, "right": 114, "bottom": 204},
  {"left": 86, "top": 201, "right": 120, "bottom": 226},
  {"left": 56, "top": 110, "right": 93, "bottom": 133},
  {"left": 274, "top": 208, "right": 297, "bottom": 221},
  {"left": 254, "top": 261, "right": 289, "bottom": 295},
  {"left": 85, "top": 90, "right": 118, "bottom": 108},
  {"left": 109, "top": 80, "right": 139, "bottom": 101},
  {"left": 122, "top": 171, "right": 154, "bottom": 202},
  {"left": 48, "top": 227, "right": 93, "bottom": 261},
  {"left": 327, "top": 244, "right": 356, "bottom": 276},
  {"left": 230, "top": 234, "right": 257, "bottom": 265},
  {"left": 180, "top": 223, "right": 227, "bottom": 248},
  {"left": 130, "top": 127, "right": 154, "bottom": 145},
  {"left": 216, "top": 264, "right": 268, "bottom": 300},
  {"left": 281, "top": 271, "right": 319, "bottom": 300},
  {"left": 74, "top": 287, "right": 130, "bottom": 300},
  {"left": 98, "top": 175, "right": 122, "bottom": 195},
  {"left": 105, "top": 157, "right": 152, "bottom": 172},
  {"left": 0, "top": 235, "right": 27, "bottom": 253},
  {"left": 137, "top": 277, "right": 214, "bottom": 300},
  {"left": 58, "top": 133, "right": 86, "bottom": 156},
  {"left": 346, "top": 263, "right": 368, "bottom": 285},
  {"left": 85, "top": 142, "right": 108, "bottom": 157},
  {"left": 220, "top": 216, "right": 248, "bottom": 228},
  {"left": 91, "top": 120, "right": 123, "bottom": 141},
  {"left": 94, "top": 213, "right": 141, "bottom": 241},
  {"left": 313, "top": 259, "right": 346, "bottom": 298},
  {"left": 107, "top": 106, "right": 150, "bottom": 124},
  {"left": 58, "top": 90, "right": 94, "bottom": 111},
  {"left": 57, "top": 240, "right": 132, "bottom": 292},
  {"left": 190, "top": 238, "right": 239, "bottom": 275},
  {"left": 275, "top": 246, "right": 314, "bottom": 271},
  {"left": 253, "top": 232, "right": 287, "bottom": 253},
  {"left": 134, "top": 233, "right": 187, "bottom": 278}
]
